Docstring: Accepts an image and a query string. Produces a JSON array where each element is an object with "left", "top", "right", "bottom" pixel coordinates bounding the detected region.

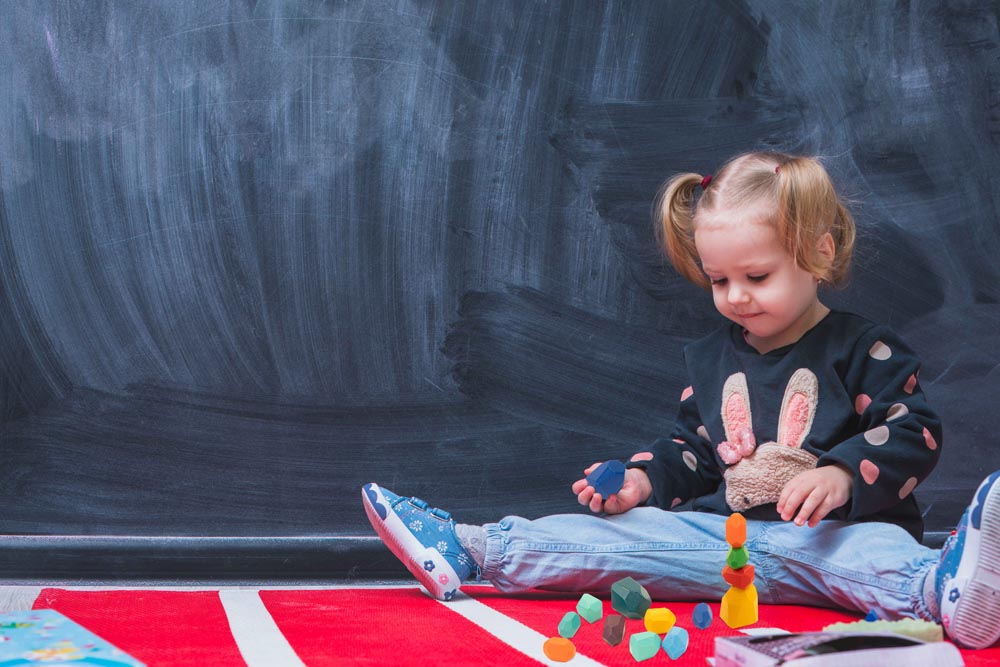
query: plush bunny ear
[
  {"left": 720, "top": 373, "right": 753, "bottom": 443},
  {"left": 777, "top": 368, "right": 819, "bottom": 448}
]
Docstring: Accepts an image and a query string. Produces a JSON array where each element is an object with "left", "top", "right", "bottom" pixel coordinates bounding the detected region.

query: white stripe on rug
[
  {"left": 0, "top": 586, "right": 43, "bottom": 611},
  {"left": 219, "top": 589, "right": 307, "bottom": 667},
  {"left": 435, "top": 590, "right": 608, "bottom": 667}
]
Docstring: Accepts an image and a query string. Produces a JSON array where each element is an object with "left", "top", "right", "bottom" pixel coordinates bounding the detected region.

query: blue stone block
[
  {"left": 692, "top": 602, "right": 713, "bottom": 629},
  {"left": 661, "top": 626, "right": 689, "bottom": 659},
  {"left": 586, "top": 460, "right": 626, "bottom": 497},
  {"left": 865, "top": 609, "right": 879, "bottom": 622}
]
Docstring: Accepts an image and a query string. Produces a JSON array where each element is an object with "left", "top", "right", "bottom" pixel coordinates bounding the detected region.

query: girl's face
[{"left": 694, "top": 210, "right": 830, "bottom": 354}]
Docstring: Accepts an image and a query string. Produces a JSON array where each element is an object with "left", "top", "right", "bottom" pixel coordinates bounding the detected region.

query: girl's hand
[
  {"left": 571, "top": 463, "right": 653, "bottom": 514},
  {"left": 777, "top": 464, "right": 853, "bottom": 527}
]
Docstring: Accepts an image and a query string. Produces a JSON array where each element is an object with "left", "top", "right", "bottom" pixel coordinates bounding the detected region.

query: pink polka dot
[
  {"left": 630, "top": 452, "right": 654, "bottom": 462},
  {"left": 697, "top": 425, "right": 709, "bottom": 441},
  {"left": 682, "top": 451, "right": 698, "bottom": 471},
  {"left": 670, "top": 497, "right": 683, "bottom": 508},
  {"left": 904, "top": 374, "right": 917, "bottom": 394},
  {"left": 681, "top": 386, "right": 694, "bottom": 401},
  {"left": 923, "top": 427, "right": 938, "bottom": 450},
  {"left": 898, "top": 477, "right": 918, "bottom": 499},
  {"left": 860, "top": 459, "right": 880, "bottom": 485},
  {"left": 864, "top": 425, "right": 890, "bottom": 445},
  {"left": 855, "top": 394, "right": 872, "bottom": 415},
  {"left": 673, "top": 438, "right": 685, "bottom": 444}
]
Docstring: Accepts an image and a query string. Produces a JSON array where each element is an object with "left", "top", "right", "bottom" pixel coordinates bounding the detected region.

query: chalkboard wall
[{"left": 1, "top": 1, "right": 998, "bottom": 579}]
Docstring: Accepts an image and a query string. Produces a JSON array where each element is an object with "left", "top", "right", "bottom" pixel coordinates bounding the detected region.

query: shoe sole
[
  {"left": 362, "top": 483, "right": 462, "bottom": 601},
  {"left": 951, "top": 475, "right": 1000, "bottom": 649}
]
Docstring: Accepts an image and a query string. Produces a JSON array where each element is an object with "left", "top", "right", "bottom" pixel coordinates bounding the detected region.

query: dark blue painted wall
[{"left": 1, "top": 1, "right": 998, "bottom": 569}]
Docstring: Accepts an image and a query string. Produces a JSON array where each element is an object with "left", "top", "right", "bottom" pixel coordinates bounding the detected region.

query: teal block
[
  {"left": 661, "top": 626, "right": 689, "bottom": 659},
  {"left": 611, "top": 576, "right": 652, "bottom": 619},
  {"left": 558, "top": 611, "right": 581, "bottom": 639},
  {"left": 576, "top": 593, "right": 603, "bottom": 623},
  {"left": 629, "top": 631, "right": 661, "bottom": 661}
]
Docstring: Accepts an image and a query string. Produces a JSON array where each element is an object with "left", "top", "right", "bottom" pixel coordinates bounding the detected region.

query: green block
[
  {"left": 611, "top": 577, "right": 652, "bottom": 619},
  {"left": 576, "top": 593, "right": 603, "bottom": 623},
  {"left": 558, "top": 611, "right": 581, "bottom": 639},
  {"left": 629, "top": 631, "right": 661, "bottom": 661},
  {"left": 726, "top": 546, "right": 749, "bottom": 569}
]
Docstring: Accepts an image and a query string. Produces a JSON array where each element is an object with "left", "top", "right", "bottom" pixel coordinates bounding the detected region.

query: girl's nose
[{"left": 728, "top": 285, "right": 750, "bottom": 305}]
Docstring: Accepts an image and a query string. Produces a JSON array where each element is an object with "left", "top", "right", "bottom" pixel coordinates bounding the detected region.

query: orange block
[
  {"left": 726, "top": 513, "right": 746, "bottom": 547},
  {"left": 722, "top": 563, "right": 755, "bottom": 589},
  {"left": 543, "top": 637, "right": 576, "bottom": 662}
]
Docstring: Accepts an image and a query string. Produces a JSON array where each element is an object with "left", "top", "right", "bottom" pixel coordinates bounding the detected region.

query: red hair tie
[
  {"left": 700, "top": 175, "right": 713, "bottom": 190},
  {"left": 775, "top": 165, "right": 781, "bottom": 174}
]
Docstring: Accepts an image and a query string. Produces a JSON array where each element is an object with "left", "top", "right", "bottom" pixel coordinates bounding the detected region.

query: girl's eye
[
  {"left": 710, "top": 278, "right": 727, "bottom": 286},
  {"left": 749, "top": 274, "right": 769, "bottom": 283}
]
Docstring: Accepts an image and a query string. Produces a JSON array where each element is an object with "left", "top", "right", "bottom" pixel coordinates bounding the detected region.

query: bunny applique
[{"left": 718, "top": 368, "right": 820, "bottom": 512}]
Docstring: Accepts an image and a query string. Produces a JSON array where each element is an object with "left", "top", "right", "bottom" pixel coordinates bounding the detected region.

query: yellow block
[
  {"left": 643, "top": 607, "right": 676, "bottom": 634},
  {"left": 720, "top": 583, "right": 758, "bottom": 629}
]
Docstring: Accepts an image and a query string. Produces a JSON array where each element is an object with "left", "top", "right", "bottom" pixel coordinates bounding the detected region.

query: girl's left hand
[{"left": 777, "top": 465, "right": 853, "bottom": 527}]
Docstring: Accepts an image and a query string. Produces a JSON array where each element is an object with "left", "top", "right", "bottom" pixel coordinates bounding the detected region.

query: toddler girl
[{"left": 362, "top": 151, "right": 1000, "bottom": 649}]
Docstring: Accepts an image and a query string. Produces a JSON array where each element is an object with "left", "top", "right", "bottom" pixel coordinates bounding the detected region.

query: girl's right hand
[{"left": 571, "top": 462, "right": 653, "bottom": 515}]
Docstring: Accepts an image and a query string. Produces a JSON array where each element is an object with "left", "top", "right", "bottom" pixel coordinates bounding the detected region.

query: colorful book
[
  {"left": 0, "top": 609, "right": 144, "bottom": 666},
  {"left": 714, "top": 631, "right": 964, "bottom": 667}
]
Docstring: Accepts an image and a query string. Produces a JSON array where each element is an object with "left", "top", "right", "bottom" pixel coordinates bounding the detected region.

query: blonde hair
[{"left": 654, "top": 152, "right": 855, "bottom": 291}]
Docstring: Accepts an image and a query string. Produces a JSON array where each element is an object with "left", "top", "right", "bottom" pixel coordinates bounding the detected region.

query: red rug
[{"left": 28, "top": 585, "right": 1000, "bottom": 665}]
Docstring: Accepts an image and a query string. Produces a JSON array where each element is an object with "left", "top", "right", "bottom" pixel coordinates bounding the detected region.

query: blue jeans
[{"left": 481, "top": 508, "right": 939, "bottom": 622}]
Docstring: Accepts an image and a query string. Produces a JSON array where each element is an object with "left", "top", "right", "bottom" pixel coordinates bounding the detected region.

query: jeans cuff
[
  {"left": 909, "top": 560, "right": 939, "bottom": 622},
  {"left": 481, "top": 519, "right": 510, "bottom": 582}
]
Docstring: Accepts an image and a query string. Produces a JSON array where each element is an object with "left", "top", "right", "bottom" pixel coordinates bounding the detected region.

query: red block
[{"left": 723, "top": 564, "right": 756, "bottom": 589}]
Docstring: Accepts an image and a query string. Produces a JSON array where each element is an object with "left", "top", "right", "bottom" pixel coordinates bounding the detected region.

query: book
[
  {"left": 714, "top": 631, "right": 964, "bottom": 666},
  {"left": 0, "top": 609, "right": 145, "bottom": 666}
]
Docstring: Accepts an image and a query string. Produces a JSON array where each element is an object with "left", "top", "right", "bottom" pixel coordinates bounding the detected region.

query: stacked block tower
[{"left": 720, "top": 512, "right": 758, "bottom": 628}]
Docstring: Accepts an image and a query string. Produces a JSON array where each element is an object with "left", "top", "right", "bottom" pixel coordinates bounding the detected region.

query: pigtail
[{"left": 654, "top": 173, "right": 710, "bottom": 290}]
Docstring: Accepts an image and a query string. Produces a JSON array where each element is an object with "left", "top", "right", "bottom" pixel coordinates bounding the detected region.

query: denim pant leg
[
  {"left": 752, "top": 518, "right": 939, "bottom": 621},
  {"left": 481, "top": 509, "right": 940, "bottom": 621}
]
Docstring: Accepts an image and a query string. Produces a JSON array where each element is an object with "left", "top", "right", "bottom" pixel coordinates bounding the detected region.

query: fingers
[
  {"left": 778, "top": 467, "right": 852, "bottom": 527},
  {"left": 589, "top": 492, "right": 605, "bottom": 513}
]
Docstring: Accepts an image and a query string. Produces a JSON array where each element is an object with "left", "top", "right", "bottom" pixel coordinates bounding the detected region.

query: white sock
[
  {"left": 923, "top": 563, "right": 940, "bottom": 620},
  {"left": 455, "top": 523, "right": 487, "bottom": 569}
]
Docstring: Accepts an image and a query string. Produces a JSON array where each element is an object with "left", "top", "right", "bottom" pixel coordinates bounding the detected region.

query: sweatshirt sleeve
[
  {"left": 625, "top": 382, "right": 723, "bottom": 510},
  {"left": 818, "top": 324, "right": 943, "bottom": 519}
]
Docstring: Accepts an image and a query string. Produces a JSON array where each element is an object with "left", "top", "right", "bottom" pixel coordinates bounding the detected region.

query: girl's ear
[
  {"left": 777, "top": 368, "right": 819, "bottom": 448},
  {"left": 720, "top": 373, "right": 753, "bottom": 442}
]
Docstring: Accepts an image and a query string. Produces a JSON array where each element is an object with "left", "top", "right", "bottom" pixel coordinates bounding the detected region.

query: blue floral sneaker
[
  {"left": 362, "top": 483, "right": 476, "bottom": 601},
  {"left": 936, "top": 470, "right": 1000, "bottom": 648}
]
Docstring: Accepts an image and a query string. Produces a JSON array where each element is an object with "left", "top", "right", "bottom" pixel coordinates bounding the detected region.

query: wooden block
[
  {"left": 586, "top": 460, "right": 626, "bottom": 497},
  {"left": 722, "top": 563, "right": 755, "bottom": 589},
  {"left": 726, "top": 512, "right": 747, "bottom": 547},
  {"left": 629, "top": 631, "right": 661, "bottom": 662},
  {"left": 726, "top": 545, "right": 749, "bottom": 569},
  {"left": 643, "top": 606, "right": 676, "bottom": 634},
  {"left": 692, "top": 602, "right": 713, "bottom": 629},
  {"left": 661, "top": 626, "right": 690, "bottom": 659},
  {"left": 611, "top": 576, "right": 651, "bottom": 619},
  {"left": 720, "top": 583, "right": 758, "bottom": 629},
  {"left": 543, "top": 637, "right": 576, "bottom": 662},
  {"left": 557, "top": 611, "right": 581, "bottom": 639},
  {"left": 576, "top": 593, "right": 603, "bottom": 623},
  {"left": 602, "top": 613, "right": 626, "bottom": 646}
]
